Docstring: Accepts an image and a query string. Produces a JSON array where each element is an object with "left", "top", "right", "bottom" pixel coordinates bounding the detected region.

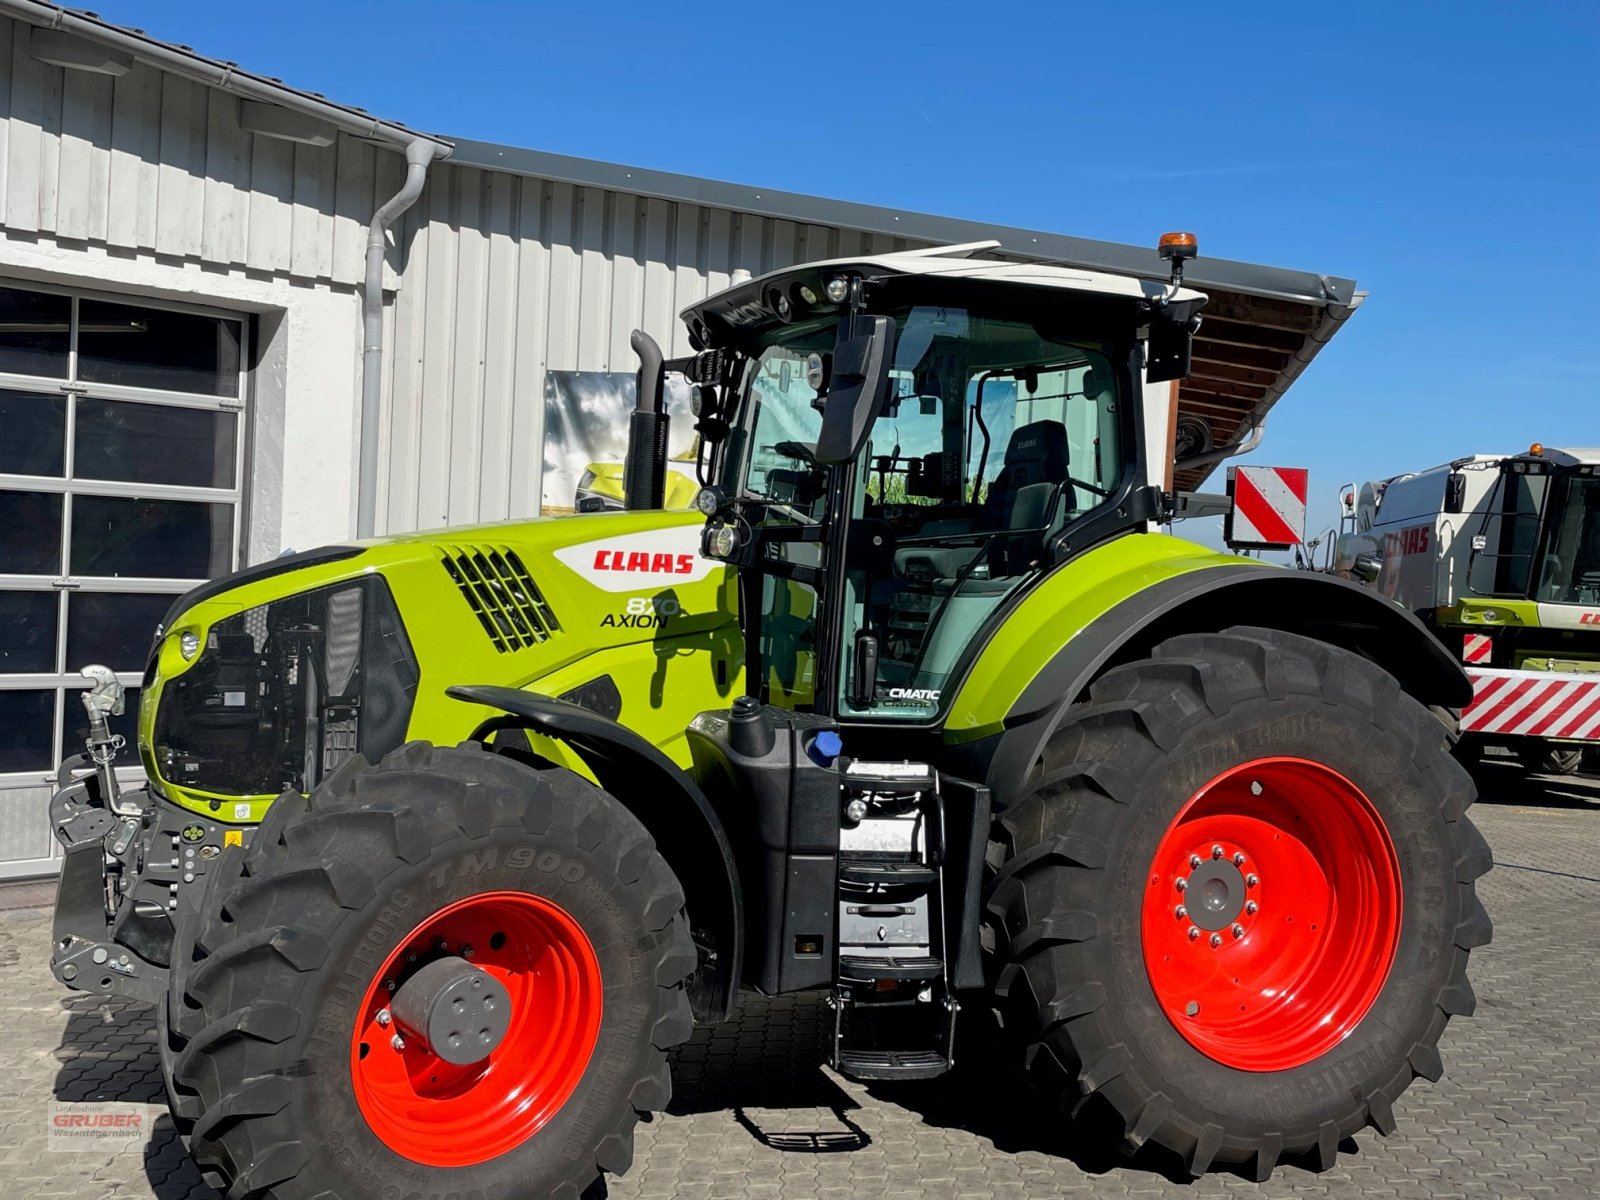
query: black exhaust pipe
[{"left": 624, "top": 329, "right": 668, "bottom": 510}]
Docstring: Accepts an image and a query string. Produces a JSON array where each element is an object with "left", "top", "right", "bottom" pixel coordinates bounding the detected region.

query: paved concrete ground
[{"left": 2, "top": 775, "right": 1595, "bottom": 1200}]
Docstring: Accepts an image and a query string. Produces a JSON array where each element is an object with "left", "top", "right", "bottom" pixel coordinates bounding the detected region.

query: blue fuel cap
[{"left": 810, "top": 730, "right": 843, "bottom": 765}]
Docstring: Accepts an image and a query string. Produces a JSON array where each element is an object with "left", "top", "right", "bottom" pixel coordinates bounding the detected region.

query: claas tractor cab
[
  {"left": 1333, "top": 444, "right": 1600, "bottom": 775},
  {"left": 47, "top": 237, "right": 1491, "bottom": 1199}
]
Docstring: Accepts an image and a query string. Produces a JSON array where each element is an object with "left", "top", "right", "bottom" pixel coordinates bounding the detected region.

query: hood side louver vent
[{"left": 440, "top": 546, "right": 561, "bottom": 653}]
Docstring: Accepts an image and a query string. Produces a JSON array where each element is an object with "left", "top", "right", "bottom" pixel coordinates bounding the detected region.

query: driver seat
[{"left": 984, "top": 420, "right": 1072, "bottom": 575}]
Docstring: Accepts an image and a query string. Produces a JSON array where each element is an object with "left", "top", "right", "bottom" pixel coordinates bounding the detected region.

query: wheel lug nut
[
  {"left": 1189, "top": 854, "right": 1202, "bottom": 869},
  {"left": 1175, "top": 877, "right": 1188, "bottom": 891},
  {"left": 1232, "top": 924, "right": 1245, "bottom": 939},
  {"left": 460, "top": 944, "right": 474, "bottom": 959},
  {"left": 1187, "top": 926, "right": 1200, "bottom": 941},
  {"left": 1175, "top": 905, "right": 1188, "bottom": 920},
  {"left": 434, "top": 937, "right": 448, "bottom": 953},
  {"left": 1246, "top": 873, "right": 1259, "bottom": 888},
  {"left": 1250, "top": 780, "right": 1263, "bottom": 796},
  {"left": 1211, "top": 845, "right": 1224, "bottom": 859},
  {"left": 383, "top": 978, "right": 396, "bottom": 992},
  {"left": 390, "top": 1034, "right": 405, "bottom": 1051},
  {"left": 376, "top": 1008, "right": 391, "bottom": 1027},
  {"left": 1209, "top": 933, "right": 1223, "bottom": 948},
  {"left": 1233, "top": 852, "right": 1246, "bottom": 866},
  {"left": 1245, "top": 901, "right": 1258, "bottom": 915}
]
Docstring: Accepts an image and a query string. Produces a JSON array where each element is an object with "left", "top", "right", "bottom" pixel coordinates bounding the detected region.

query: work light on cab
[{"left": 1159, "top": 231, "right": 1198, "bottom": 284}]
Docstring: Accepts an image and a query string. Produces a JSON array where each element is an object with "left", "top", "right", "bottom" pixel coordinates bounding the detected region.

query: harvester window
[{"left": 1534, "top": 476, "right": 1600, "bottom": 605}]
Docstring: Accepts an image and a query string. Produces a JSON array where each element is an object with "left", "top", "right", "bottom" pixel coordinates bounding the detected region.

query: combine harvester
[{"left": 1332, "top": 445, "right": 1600, "bottom": 775}]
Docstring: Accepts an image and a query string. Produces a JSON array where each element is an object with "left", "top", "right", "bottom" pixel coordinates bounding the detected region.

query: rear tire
[
  {"left": 983, "top": 627, "right": 1491, "bottom": 1179},
  {"left": 162, "top": 740, "right": 695, "bottom": 1199},
  {"left": 1517, "top": 744, "right": 1586, "bottom": 776}
]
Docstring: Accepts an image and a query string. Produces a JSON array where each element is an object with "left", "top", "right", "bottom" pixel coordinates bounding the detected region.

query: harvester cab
[
  {"left": 1332, "top": 445, "right": 1600, "bottom": 773},
  {"left": 45, "top": 237, "right": 1493, "bottom": 1199}
]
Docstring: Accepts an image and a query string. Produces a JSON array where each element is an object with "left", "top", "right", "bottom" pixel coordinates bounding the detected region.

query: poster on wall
[{"left": 541, "top": 371, "right": 698, "bottom": 514}]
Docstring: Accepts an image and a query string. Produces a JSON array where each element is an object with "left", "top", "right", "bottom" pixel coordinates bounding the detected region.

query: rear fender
[
  {"left": 448, "top": 685, "right": 742, "bottom": 1022},
  {"left": 970, "top": 567, "right": 1472, "bottom": 808}
]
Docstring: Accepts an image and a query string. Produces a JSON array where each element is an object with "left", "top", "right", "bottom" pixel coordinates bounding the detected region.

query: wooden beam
[
  {"left": 1199, "top": 289, "right": 1323, "bottom": 333},
  {"left": 1192, "top": 340, "right": 1293, "bottom": 372},
  {"left": 1187, "top": 360, "right": 1279, "bottom": 387},
  {"left": 1193, "top": 317, "right": 1305, "bottom": 353},
  {"left": 1180, "top": 379, "right": 1270, "bottom": 402}
]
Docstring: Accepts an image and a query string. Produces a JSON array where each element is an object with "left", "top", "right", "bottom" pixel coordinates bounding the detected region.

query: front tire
[
  {"left": 983, "top": 627, "right": 1492, "bottom": 1179},
  {"left": 163, "top": 741, "right": 695, "bottom": 1200}
]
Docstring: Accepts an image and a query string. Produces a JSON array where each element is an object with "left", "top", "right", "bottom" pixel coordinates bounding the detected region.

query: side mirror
[
  {"left": 1444, "top": 471, "right": 1467, "bottom": 514},
  {"left": 815, "top": 315, "right": 896, "bottom": 465}
]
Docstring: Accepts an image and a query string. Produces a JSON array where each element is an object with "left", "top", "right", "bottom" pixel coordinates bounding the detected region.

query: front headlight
[
  {"left": 577, "top": 468, "right": 598, "bottom": 490},
  {"left": 706, "top": 523, "right": 740, "bottom": 559},
  {"left": 178, "top": 630, "right": 201, "bottom": 660}
]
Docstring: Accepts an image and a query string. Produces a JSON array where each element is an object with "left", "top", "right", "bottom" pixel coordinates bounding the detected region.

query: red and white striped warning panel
[
  {"left": 1225, "top": 466, "right": 1309, "bottom": 549},
  {"left": 1463, "top": 669, "right": 1600, "bottom": 741},
  {"left": 1462, "top": 633, "right": 1492, "bottom": 664}
]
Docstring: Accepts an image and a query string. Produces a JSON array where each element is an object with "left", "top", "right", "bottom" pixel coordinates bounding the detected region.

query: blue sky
[{"left": 119, "top": 1, "right": 1598, "bottom": 546}]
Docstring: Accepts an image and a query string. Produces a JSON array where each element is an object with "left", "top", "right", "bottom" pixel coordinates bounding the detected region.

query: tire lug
[
  {"left": 1231, "top": 923, "right": 1245, "bottom": 939},
  {"left": 1209, "top": 933, "right": 1223, "bottom": 948},
  {"left": 1246, "top": 873, "right": 1259, "bottom": 888},
  {"left": 1187, "top": 926, "right": 1201, "bottom": 941},
  {"left": 1245, "top": 901, "right": 1258, "bottom": 915},
  {"left": 1175, "top": 877, "right": 1188, "bottom": 892},
  {"left": 1189, "top": 854, "right": 1202, "bottom": 869},
  {"left": 376, "top": 1008, "right": 391, "bottom": 1028},
  {"left": 1233, "top": 852, "right": 1246, "bottom": 866},
  {"left": 1175, "top": 905, "right": 1188, "bottom": 920},
  {"left": 390, "top": 1034, "right": 405, "bottom": 1051},
  {"left": 1211, "top": 845, "right": 1224, "bottom": 859}
]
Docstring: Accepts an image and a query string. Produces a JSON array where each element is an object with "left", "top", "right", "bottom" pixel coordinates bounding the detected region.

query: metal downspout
[{"left": 357, "top": 139, "right": 443, "bottom": 537}]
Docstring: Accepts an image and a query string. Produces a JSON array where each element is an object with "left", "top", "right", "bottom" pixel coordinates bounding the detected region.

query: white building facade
[{"left": 0, "top": 2, "right": 1358, "bottom": 876}]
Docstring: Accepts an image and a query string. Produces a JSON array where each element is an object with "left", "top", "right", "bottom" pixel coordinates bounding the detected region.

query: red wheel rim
[
  {"left": 349, "top": 891, "right": 602, "bottom": 1166},
  {"left": 1141, "top": 757, "right": 1401, "bottom": 1071}
]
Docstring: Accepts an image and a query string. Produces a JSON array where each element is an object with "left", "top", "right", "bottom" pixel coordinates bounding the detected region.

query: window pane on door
[
  {"left": 0, "top": 490, "right": 63, "bottom": 575},
  {"left": 59, "top": 684, "right": 140, "bottom": 766},
  {"left": 0, "top": 592, "right": 58, "bottom": 673},
  {"left": 77, "top": 299, "right": 242, "bottom": 398},
  {"left": 0, "top": 689, "right": 55, "bottom": 774},
  {"left": 66, "top": 592, "right": 172, "bottom": 672},
  {"left": 70, "top": 494, "right": 233, "bottom": 579},
  {"left": 0, "top": 285, "right": 70, "bottom": 378},
  {"left": 0, "top": 390, "right": 66, "bottom": 476},
  {"left": 75, "top": 398, "right": 237, "bottom": 489}
]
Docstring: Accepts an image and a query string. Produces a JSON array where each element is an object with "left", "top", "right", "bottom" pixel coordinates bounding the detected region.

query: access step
[
  {"left": 838, "top": 861, "right": 938, "bottom": 887},
  {"left": 838, "top": 954, "right": 944, "bottom": 982},
  {"left": 835, "top": 1047, "right": 951, "bottom": 1081}
]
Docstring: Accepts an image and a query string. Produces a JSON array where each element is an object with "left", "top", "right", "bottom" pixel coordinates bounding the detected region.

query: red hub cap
[
  {"left": 350, "top": 891, "right": 602, "bottom": 1166},
  {"left": 1141, "top": 757, "right": 1401, "bottom": 1071}
]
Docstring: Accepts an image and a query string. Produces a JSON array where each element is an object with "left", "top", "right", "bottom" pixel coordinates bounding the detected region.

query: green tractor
[{"left": 49, "top": 237, "right": 1491, "bottom": 1197}]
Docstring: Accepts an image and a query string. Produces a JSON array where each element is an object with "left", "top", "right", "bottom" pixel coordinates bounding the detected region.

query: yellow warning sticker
[{"left": 224, "top": 830, "right": 243, "bottom": 847}]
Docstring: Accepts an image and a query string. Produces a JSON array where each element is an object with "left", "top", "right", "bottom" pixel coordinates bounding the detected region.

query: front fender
[{"left": 448, "top": 685, "right": 742, "bottom": 1022}]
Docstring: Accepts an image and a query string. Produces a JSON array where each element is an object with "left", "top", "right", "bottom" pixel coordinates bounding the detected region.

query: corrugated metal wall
[
  {"left": 0, "top": 15, "right": 402, "bottom": 285},
  {"left": 375, "top": 162, "right": 929, "bottom": 533}
]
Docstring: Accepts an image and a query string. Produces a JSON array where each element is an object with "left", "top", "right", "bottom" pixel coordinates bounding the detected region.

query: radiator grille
[{"left": 440, "top": 547, "right": 561, "bottom": 653}]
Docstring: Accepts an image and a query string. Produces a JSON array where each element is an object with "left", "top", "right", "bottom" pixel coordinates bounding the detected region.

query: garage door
[{"left": 0, "top": 281, "right": 246, "bottom": 879}]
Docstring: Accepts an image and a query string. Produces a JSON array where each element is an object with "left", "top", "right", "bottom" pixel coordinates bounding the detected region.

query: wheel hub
[
  {"left": 1183, "top": 859, "right": 1248, "bottom": 932},
  {"left": 388, "top": 955, "right": 511, "bottom": 1065}
]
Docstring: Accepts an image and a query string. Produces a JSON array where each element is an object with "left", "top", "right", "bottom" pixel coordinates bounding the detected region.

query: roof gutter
[
  {"left": 0, "top": 0, "right": 451, "bottom": 152},
  {"left": 357, "top": 139, "right": 444, "bottom": 537}
]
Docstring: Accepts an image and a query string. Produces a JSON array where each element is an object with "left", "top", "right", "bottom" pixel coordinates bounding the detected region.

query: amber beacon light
[{"left": 1158, "top": 231, "right": 1198, "bottom": 284}]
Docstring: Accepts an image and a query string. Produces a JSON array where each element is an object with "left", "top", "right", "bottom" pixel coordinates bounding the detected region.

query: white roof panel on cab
[{"left": 725, "top": 247, "right": 1206, "bottom": 310}]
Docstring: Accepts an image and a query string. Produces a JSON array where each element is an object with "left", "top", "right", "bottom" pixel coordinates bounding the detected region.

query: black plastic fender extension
[{"left": 448, "top": 685, "right": 743, "bottom": 1023}]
